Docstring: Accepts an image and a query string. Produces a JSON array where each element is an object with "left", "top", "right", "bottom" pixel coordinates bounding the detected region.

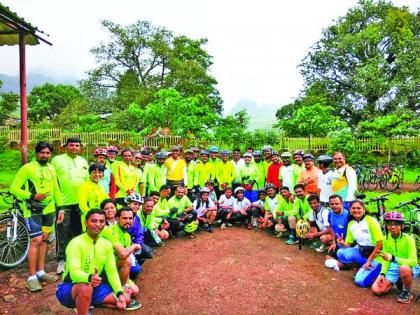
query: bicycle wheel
[
  {"left": 366, "top": 174, "right": 379, "bottom": 191},
  {"left": 0, "top": 215, "right": 30, "bottom": 268},
  {"left": 385, "top": 173, "right": 400, "bottom": 192}
]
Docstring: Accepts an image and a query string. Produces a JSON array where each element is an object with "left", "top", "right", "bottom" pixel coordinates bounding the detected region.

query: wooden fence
[{"left": 0, "top": 127, "right": 419, "bottom": 153}]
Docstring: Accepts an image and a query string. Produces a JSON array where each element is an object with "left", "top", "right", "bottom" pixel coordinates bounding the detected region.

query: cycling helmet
[
  {"left": 293, "top": 150, "right": 304, "bottom": 157},
  {"left": 171, "top": 145, "right": 181, "bottom": 151},
  {"left": 94, "top": 147, "right": 108, "bottom": 157},
  {"left": 124, "top": 193, "right": 144, "bottom": 204},
  {"left": 265, "top": 183, "right": 277, "bottom": 191},
  {"left": 253, "top": 150, "right": 262, "bottom": 157},
  {"left": 107, "top": 146, "right": 119, "bottom": 154},
  {"left": 185, "top": 148, "right": 193, "bottom": 154},
  {"left": 221, "top": 150, "right": 230, "bottom": 155},
  {"left": 295, "top": 219, "right": 311, "bottom": 239},
  {"left": 243, "top": 152, "right": 252, "bottom": 158},
  {"left": 209, "top": 146, "right": 219, "bottom": 153},
  {"left": 317, "top": 155, "right": 333, "bottom": 167},
  {"left": 200, "top": 187, "right": 211, "bottom": 194},
  {"left": 281, "top": 152, "right": 292, "bottom": 158},
  {"left": 141, "top": 149, "right": 151, "bottom": 155},
  {"left": 384, "top": 212, "right": 405, "bottom": 223},
  {"left": 303, "top": 153, "right": 315, "bottom": 161},
  {"left": 205, "top": 180, "right": 214, "bottom": 186},
  {"left": 201, "top": 149, "right": 209, "bottom": 156},
  {"left": 155, "top": 152, "right": 166, "bottom": 160},
  {"left": 270, "top": 151, "right": 279, "bottom": 157},
  {"left": 184, "top": 221, "right": 198, "bottom": 234},
  {"left": 191, "top": 147, "right": 200, "bottom": 152},
  {"left": 262, "top": 145, "right": 272, "bottom": 152},
  {"left": 234, "top": 187, "right": 245, "bottom": 195}
]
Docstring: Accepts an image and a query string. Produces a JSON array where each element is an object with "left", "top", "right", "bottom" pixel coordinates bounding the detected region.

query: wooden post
[{"left": 19, "top": 32, "right": 28, "bottom": 164}]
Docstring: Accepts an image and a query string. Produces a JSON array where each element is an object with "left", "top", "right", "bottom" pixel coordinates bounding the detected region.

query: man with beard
[
  {"left": 279, "top": 152, "right": 299, "bottom": 191},
  {"left": 216, "top": 150, "right": 236, "bottom": 195},
  {"left": 101, "top": 207, "right": 141, "bottom": 307},
  {"left": 52, "top": 137, "right": 88, "bottom": 274},
  {"left": 266, "top": 151, "right": 283, "bottom": 189},
  {"left": 144, "top": 152, "right": 167, "bottom": 196},
  {"left": 11, "top": 141, "right": 64, "bottom": 291},
  {"left": 253, "top": 150, "right": 267, "bottom": 190},
  {"left": 194, "top": 150, "right": 215, "bottom": 188}
]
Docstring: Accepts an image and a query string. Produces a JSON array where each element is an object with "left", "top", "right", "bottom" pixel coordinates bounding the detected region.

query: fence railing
[{"left": 0, "top": 127, "right": 419, "bottom": 153}]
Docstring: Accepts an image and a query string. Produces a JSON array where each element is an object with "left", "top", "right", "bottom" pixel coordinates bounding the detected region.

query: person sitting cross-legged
[
  {"left": 193, "top": 187, "right": 217, "bottom": 233},
  {"left": 305, "top": 194, "right": 331, "bottom": 252},
  {"left": 56, "top": 209, "right": 141, "bottom": 313}
]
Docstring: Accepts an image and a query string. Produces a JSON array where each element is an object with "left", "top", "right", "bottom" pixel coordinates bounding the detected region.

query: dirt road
[{"left": 0, "top": 227, "right": 418, "bottom": 314}]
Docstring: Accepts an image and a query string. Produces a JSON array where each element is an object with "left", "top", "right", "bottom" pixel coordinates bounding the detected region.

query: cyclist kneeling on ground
[
  {"left": 193, "top": 187, "right": 217, "bottom": 233},
  {"left": 56, "top": 209, "right": 141, "bottom": 312},
  {"left": 305, "top": 194, "right": 331, "bottom": 252},
  {"left": 371, "top": 212, "right": 419, "bottom": 304}
]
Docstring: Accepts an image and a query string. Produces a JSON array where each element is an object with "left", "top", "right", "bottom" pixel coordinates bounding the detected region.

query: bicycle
[
  {"left": 0, "top": 191, "right": 30, "bottom": 268},
  {"left": 394, "top": 197, "right": 420, "bottom": 260},
  {"left": 356, "top": 192, "right": 392, "bottom": 234}
]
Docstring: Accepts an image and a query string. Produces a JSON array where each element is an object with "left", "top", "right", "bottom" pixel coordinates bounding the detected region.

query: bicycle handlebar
[{"left": 395, "top": 197, "right": 420, "bottom": 209}]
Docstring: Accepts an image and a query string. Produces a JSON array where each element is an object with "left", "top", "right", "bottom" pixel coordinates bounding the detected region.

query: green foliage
[
  {"left": 278, "top": 103, "right": 346, "bottom": 137},
  {"left": 299, "top": 0, "right": 419, "bottom": 126},
  {"left": 0, "top": 91, "right": 19, "bottom": 125},
  {"left": 327, "top": 127, "right": 357, "bottom": 162},
  {"left": 28, "top": 83, "right": 82, "bottom": 122},
  {"left": 212, "top": 110, "right": 250, "bottom": 146},
  {"left": 82, "top": 20, "right": 222, "bottom": 114},
  {"left": 356, "top": 110, "right": 420, "bottom": 138}
]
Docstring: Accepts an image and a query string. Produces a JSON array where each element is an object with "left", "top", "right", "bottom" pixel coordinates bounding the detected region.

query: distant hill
[
  {"left": 229, "top": 99, "right": 278, "bottom": 130},
  {"left": 0, "top": 73, "right": 78, "bottom": 94}
]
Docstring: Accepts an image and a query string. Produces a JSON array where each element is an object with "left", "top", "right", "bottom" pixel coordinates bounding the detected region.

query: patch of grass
[
  {"left": 404, "top": 168, "right": 419, "bottom": 183},
  {"left": 0, "top": 169, "right": 16, "bottom": 190}
]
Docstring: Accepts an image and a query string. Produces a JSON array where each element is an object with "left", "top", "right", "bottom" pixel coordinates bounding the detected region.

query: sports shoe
[
  {"left": 38, "top": 272, "right": 58, "bottom": 283},
  {"left": 206, "top": 225, "right": 213, "bottom": 233},
  {"left": 26, "top": 278, "right": 42, "bottom": 292},
  {"left": 286, "top": 236, "right": 299, "bottom": 245},
  {"left": 275, "top": 232, "right": 283, "bottom": 238},
  {"left": 227, "top": 222, "right": 233, "bottom": 227},
  {"left": 126, "top": 299, "right": 142, "bottom": 310},
  {"left": 221, "top": 223, "right": 226, "bottom": 230},
  {"left": 397, "top": 289, "right": 414, "bottom": 304},
  {"left": 316, "top": 244, "right": 328, "bottom": 253},
  {"left": 57, "top": 260, "right": 65, "bottom": 275},
  {"left": 325, "top": 258, "right": 340, "bottom": 271}
]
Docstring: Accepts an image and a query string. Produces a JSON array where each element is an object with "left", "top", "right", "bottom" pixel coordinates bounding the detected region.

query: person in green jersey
[
  {"left": 78, "top": 163, "right": 109, "bottom": 231},
  {"left": 208, "top": 146, "right": 221, "bottom": 196},
  {"left": 194, "top": 150, "right": 215, "bottom": 188},
  {"left": 101, "top": 207, "right": 141, "bottom": 306},
  {"left": 56, "top": 209, "right": 141, "bottom": 312},
  {"left": 238, "top": 153, "right": 260, "bottom": 202},
  {"left": 132, "top": 151, "right": 145, "bottom": 196},
  {"left": 113, "top": 149, "right": 140, "bottom": 206},
  {"left": 10, "top": 141, "right": 63, "bottom": 291},
  {"left": 184, "top": 149, "right": 197, "bottom": 200},
  {"left": 144, "top": 152, "right": 167, "bottom": 196},
  {"left": 216, "top": 150, "right": 236, "bottom": 193},
  {"left": 167, "top": 186, "right": 193, "bottom": 237},
  {"left": 253, "top": 151, "right": 267, "bottom": 189},
  {"left": 52, "top": 137, "right": 89, "bottom": 274},
  {"left": 371, "top": 212, "right": 419, "bottom": 304}
]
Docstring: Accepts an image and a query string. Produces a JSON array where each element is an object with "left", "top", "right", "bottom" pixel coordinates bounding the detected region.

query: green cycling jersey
[
  {"left": 380, "top": 233, "right": 418, "bottom": 275},
  {"left": 10, "top": 160, "right": 63, "bottom": 218},
  {"left": 62, "top": 232, "right": 123, "bottom": 296}
]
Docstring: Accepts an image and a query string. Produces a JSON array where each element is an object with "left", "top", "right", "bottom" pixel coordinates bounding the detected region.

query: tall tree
[
  {"left": 0, "top": 80, "right": 19, "bottom": 125},
  {"left": 27, "top": 83, "right": 82, "bottom": 122},
  {"left": 299, "top": 0, "right": 419, "bottom": 126},
  {"left": 81, "top": 20, "right": 222, "bottom": 113}
]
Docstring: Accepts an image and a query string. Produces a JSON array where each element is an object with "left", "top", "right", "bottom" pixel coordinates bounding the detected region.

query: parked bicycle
[
  {"left": 394, "top": 197, "right": 420, "bottom": 260},
  {"left": 0, "top": 191, "right": 30, "bottom": 268},
  {"left": 356, "top": 192, "right": 392, "bottom": 233}
]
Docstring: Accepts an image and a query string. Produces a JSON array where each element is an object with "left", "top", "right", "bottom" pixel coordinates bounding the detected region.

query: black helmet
[{"left": 303, "top": 153, "right": 315, "bottom": 161}]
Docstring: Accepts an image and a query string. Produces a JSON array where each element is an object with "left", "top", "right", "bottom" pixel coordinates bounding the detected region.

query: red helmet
[
  {"left": 384, "top": 211, "right": 404, "bottom": 223},
  {"left": 107, "top": 146, "right": 119, "bottom": 154},
  {"left": 94, "top": 147, "right": 108, "bottom": 157}
]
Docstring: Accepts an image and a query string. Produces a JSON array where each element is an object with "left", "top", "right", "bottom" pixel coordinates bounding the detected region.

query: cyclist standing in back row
[
  {"left": 331, "top": 152, "right": 357, "bottom": 211},
  {"left": 52, "top": 137, "right": 89, "bottom": 275},
  {"left": 10, "top": 141, "right": 64, "bottom": 291}
]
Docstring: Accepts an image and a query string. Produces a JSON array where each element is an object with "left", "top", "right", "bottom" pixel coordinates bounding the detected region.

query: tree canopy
[
  {"left": 81, "top": 20, "right": 222, "bottom": 114},
  {"left": 277, "top": 0, "right": 419, "bottom": 130},
  {"left": 0, "top": 80, "right": 19, "bottom": 126}
]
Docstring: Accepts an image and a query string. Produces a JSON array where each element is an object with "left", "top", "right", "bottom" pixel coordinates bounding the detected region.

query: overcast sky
[{"left": 0, "top": 0, "right": 417, "bottom": 113}]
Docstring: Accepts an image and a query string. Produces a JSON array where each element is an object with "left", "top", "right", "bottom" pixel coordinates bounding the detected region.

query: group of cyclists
[{"left": 9, "top": 138, "right": 419, "bottom": 314}]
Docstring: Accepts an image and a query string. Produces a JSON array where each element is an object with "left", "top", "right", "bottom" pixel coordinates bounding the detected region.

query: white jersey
[
  {"left": 318, "top": 169, "right": 333, "bottom": 203},
  {"left": 193, "top": 198, "right": 216, "bottom": 217},
  {"left": 218, "top": 194, "right": 235, "bottom": 209},
  {"left": 309, "top": 206, "right": 330, "bottom": 231},
  {"left": 233, "top": 197, "right": 251, "bottom": 212}
]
